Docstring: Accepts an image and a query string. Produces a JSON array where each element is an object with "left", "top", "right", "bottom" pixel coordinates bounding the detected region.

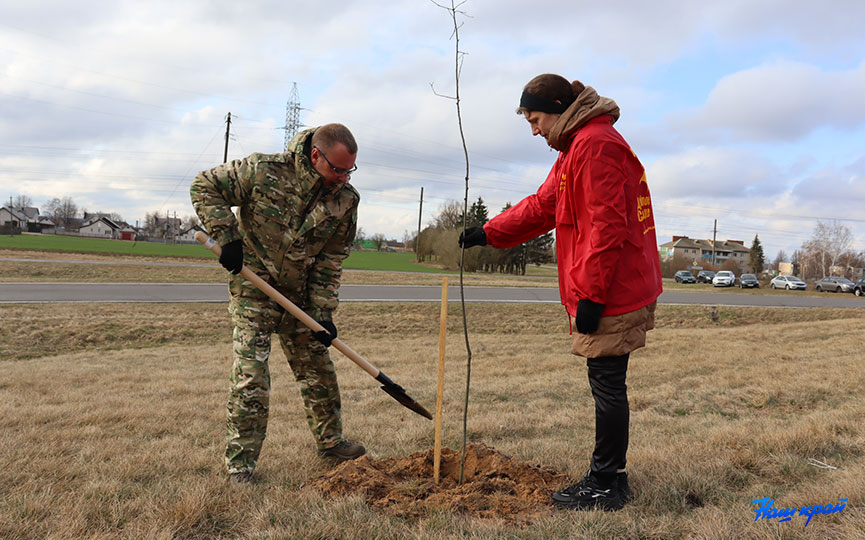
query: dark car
[
  {"left": 696, "top": 270, "right": 715, "bottom": 283},
  {"left": 815, "top": 276, "right": 855, "bottom": 293},
  {"left": 853, "top": 277, "right": 865, "bottom": 297},
  {"left": 738, "top": 274, "right": 759, "bottom": 288},
  {"left": 674, "top": 270, "right": 696, "bottom": 283}
]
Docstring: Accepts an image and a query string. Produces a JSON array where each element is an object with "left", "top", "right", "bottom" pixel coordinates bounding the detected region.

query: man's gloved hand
[
  {"left": 458, "top": 227, "right": 487, "bottom": 248},
  {"left": 219, "top": 240, "right": 244, "bottom": 274},
  {"left": 575, "top": 298, "right": 604, "bottom": 334},
  {"left": 311, "top": 321, "right": 338, "bottom": 347}
]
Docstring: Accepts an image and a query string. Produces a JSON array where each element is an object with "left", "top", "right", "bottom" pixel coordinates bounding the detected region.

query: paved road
[{"left": 1, "top": 282, "right": 863, "bottom": 309}]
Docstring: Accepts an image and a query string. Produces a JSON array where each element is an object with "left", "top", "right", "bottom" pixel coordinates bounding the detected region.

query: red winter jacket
[{"left": 484, "top": 116, "right": 662, "bottom": 318}]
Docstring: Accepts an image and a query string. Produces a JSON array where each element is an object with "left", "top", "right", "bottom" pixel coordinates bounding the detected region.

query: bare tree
[
  {"left": 370, "top": 233, "right": 386, "bottom": 251},
  {"left": 772, "top": 249, "right": 787, "bottom": 271},
  {"left": 351, "top": 226, "right": 366, "bottom": 250},
  {"left": 144, "top": 212, "right": 160, "bottom": 236},
  {"left": 803, "top": 220, "right": 853, "bottom": 278},
  {"left": 181, "top": 214, "right": 200, "bottom": 230},
  {"left": 11, "top": 194, "right": 33, "bottom": 210},
  {"left": 402, "top": 229, "right": 416, "bottom": 251},
  {"left": 44, "top": 197, "right": 79, "bottom": 229},
  {"left": 837, "top": 250, "right": 865, "bottom": 279},
  {"left": 433, "top": 200, "right": 464, "bottom": 229},
  {"left": 431, "top": 0, "right": 474, "bottom": 484}
]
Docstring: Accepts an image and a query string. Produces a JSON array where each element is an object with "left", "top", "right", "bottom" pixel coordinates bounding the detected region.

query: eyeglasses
[{"left": 313, "top": 145, "right": 357, "bottom": 176}]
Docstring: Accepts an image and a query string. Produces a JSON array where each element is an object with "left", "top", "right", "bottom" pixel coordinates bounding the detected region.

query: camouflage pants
[{"left": 225, "top": 303, "right": 343, "bottom": 475}]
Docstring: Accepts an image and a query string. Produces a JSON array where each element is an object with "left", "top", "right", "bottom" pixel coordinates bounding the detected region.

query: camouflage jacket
[{"left": 190, "top": 128, "right": 359, "bottom": 322}]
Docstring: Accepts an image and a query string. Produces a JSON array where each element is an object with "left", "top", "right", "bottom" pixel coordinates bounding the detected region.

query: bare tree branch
[{"left": 429, "top": 82, "right": 456, "bottom": 100}]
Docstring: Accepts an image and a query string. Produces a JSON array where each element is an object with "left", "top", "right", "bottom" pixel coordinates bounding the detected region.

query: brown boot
[{"left": 319, "top": 440, "right": 366, "bottom": 460}]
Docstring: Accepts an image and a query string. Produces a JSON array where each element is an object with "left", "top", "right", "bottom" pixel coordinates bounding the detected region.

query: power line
[{"left": 0, "top": 90, "right": 222, "bottom": 127}]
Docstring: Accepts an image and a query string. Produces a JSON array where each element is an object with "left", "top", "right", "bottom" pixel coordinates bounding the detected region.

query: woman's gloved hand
[
  {"left": 575, "top": 299, "right": 604, "bottom": 334},
  {"left": 458, "top": 227, "right": 487, "bottom": 248}
]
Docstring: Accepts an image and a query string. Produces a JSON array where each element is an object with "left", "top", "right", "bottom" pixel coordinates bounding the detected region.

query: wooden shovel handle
[{"left": 195, "top": 231, "right": 380, "bottom": 378}]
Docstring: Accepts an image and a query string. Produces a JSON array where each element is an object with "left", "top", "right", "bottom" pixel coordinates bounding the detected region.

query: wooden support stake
[{"left": 433, "top": 277, "right": 448, "bottom": 484}]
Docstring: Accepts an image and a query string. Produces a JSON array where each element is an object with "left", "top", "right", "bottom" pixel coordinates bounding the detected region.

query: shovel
[{"left": 195, "top": 231, "right": 432, "bottom": 420}]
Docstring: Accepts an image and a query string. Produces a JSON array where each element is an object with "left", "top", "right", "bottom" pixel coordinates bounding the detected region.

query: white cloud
[
  {"left": 669, "top": 60, "right": 865, "bottom": 143},
  {"left": 647, "top": 146, "right": 783, "bottom": 199},
  {"left": 792, "top": 156, "right": 865, "bottom": 202}
]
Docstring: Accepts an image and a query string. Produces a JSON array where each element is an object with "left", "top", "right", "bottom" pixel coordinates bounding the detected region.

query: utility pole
[
  {"left": 284, "top": 83, "right": 302, "bottom": 151},
  {"left": 223, "top": 112, "right": 232, "bottom": 163},
  {"left": 416, "top": 187, "right": 424, "bottom": 262},
  {"left": 712, "top": 219, "right": 718, "bottom": 268}
]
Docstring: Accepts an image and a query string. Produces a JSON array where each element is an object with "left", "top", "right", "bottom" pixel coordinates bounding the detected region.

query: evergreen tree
[
  {"left": 749, "top": 234, "right": 765, "bottom": 274},
  {"left": 525, "top": 231, "right": 554, "bottom": 266},
  {"left": 467, "top": 196, "right": 489, "bottom": 228}
]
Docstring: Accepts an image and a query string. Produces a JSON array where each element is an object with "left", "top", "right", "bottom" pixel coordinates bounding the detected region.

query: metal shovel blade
[{"left": 376, "top": 372, "right": 433, "bottom": 419}]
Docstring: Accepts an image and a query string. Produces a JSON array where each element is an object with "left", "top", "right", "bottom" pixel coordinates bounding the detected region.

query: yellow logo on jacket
[
  {"left": 636, "top": 175, "right": 655, "bottom": 236},
  {"left": 559, "top": 173, "right": 567, "bottom": 191}
]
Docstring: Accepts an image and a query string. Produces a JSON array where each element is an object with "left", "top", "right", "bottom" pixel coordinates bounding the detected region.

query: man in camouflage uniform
[{"left": 190, "top": 123, "right": 365, "bottom": 483}]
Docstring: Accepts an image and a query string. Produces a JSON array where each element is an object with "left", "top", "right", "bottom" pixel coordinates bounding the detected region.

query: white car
[
  {"left": 712, "top": 270, "right": 736, "bottom": 287},
  {"left": 769, "top": 275, "right": 807, "bottom": 290}
]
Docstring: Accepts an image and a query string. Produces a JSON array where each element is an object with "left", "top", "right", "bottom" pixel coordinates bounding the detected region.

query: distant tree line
[{"left": 415, "top": 197, "right": 554, "bottom": 275}]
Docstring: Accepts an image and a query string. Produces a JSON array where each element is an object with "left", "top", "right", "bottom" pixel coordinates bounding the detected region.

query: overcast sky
[{"left": 2, "top": 1, "right": 864, "bottom": 258}]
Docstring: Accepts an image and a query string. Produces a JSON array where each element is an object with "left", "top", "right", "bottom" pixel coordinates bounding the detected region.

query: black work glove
[
  {"left": 575, "top": 298, "right": 604, "bottom": 335},
  {"left": 218, "top": 239, "right": 244, "bottom": 274},
  {"left": 458, "top": 227, "right": 487, "bottom": 248},
  {"left": 311, "top": 321, "right": 338, "bottom": 347}
]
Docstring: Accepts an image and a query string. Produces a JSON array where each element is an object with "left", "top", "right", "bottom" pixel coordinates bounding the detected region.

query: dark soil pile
[{"left": 310, "top": 443, "right": 569, "bottom": 524}]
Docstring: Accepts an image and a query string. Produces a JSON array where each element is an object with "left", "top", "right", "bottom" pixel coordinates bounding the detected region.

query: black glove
[
  {"left": 575, "top": 298, "right": 604, "bottom": 335},
  {"left": 458, "top": 227, "right": 487, "bottom": 248},
  {"left": 311, "top": 320, "right": 338, "bottom": 347},
  {"left": 218, "top": 239, "right": 244, "bottom": 274}
]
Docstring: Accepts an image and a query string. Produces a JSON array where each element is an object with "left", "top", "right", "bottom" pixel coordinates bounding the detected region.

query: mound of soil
[{"left": 310, "top": 443, "right": 569, "bottom": 524}]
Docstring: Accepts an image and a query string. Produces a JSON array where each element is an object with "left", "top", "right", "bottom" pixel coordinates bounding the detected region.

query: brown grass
[
  {"left": 1, "top": 303, "right": 864, "bottom": 539},
  {"left": 0, "top": 249, "right": 558, "bottom": 287},
  {"left": 0, "top": 249, "right": 225, "bottom": 283}
]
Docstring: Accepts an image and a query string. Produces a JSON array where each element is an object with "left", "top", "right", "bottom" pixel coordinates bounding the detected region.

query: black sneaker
[
  {"left": 229, "top": 471, "right": 253, "bottom": 484},
  {"left": 319, "top": 440, "right": 366, "bottom": 461},
  {"left": 552, "top": 472, "right": 624, "bottom": 511},
  {"left": 617, "top": 472, "right": 633, "bottom": 503}
]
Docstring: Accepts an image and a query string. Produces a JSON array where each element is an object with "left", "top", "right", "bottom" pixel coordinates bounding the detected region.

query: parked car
[
  {"left": 854, "top": 277, "right": 865, "bottom": 297},
  {"left": 815, "top": 276, "right": 855, "bottom": 293},
  {"left": 769, "top": 275, "right": 807, "bottom": 290},
  {"left": 738, "top": 274, "right": 759, "bottom": 288},
  {"left": 696, "top": 270, "right": 715, "bottom": 283},
  {"left": 712, "top": 270, "right": 736, "bottom": 287},
  {"left": 674, "top": 270, "right": 696, "bottom": 283}
]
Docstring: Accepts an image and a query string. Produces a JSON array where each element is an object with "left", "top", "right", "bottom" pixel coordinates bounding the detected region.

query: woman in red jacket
[{"left": 460, "top": 74, "right": 662, "bottom": 510}]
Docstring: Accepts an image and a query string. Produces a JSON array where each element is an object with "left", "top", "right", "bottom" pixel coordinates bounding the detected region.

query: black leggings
[{"left": 587, "top": 353, "right": 630, "bottom": 474}]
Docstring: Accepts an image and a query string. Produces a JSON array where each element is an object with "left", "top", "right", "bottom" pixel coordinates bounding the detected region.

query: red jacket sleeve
[
  {"left": 483, "top": 165, "right": 558, "bottom": 249},
  {"left": 570, "top": 144, "right": 629, "bottom": 304}
]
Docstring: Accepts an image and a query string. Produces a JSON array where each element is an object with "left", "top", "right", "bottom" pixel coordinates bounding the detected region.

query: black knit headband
[{"left": 519, "top": 91, "right": 569, "bottom": 114}]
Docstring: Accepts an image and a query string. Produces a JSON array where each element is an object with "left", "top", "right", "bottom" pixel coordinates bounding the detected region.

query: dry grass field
[
  {"left": 2, "top": 300, "right": 864, "bottom": 539},
  {"left": 0, "top": 249, "right": 559, "bottom": 288}
]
